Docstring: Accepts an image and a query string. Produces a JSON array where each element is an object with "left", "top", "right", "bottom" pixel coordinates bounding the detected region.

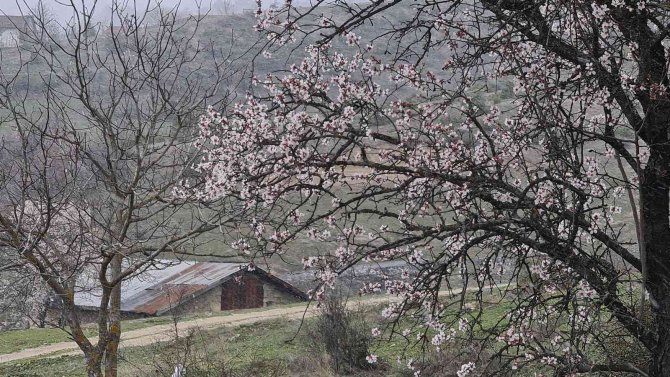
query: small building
[
  {"left": 66, "top": 261, "right": 307, "bottom": 322},
  {"left": 0, "top": 16, "right": 34, "bottom": 48}
]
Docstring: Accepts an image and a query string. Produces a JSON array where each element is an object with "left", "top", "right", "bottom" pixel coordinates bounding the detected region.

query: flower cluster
[{"left": 182, "top": 0, "right": 657, "bottom": 373}]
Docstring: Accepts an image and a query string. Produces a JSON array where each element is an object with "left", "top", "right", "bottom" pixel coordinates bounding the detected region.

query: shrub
[
  {"left": 143, "top": 325, "right": 236, "bottom": 377},
  {"left": 311, "top": 294, "right": 374, "bottom": 374}
]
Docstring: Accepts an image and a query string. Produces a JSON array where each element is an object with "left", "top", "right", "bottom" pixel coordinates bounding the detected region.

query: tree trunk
[
  {"left": 60, "top": 293, "right": 103, "bottom": 377},
  {"left": 641, "top": 151, "right": 670, "bottom": 376},
  {"left": 104, "top": 254, "right": 122, "bottom": 377},
  {"left": 85, "top": 352, "right": 103, "bottom": 377},
  {"left": 650, "top": 302, "right": 670, "bottom": 377}
]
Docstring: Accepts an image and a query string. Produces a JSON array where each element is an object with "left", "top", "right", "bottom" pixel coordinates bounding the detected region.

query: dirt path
[
  {"left": 0, "top": 284, "right": 510, "bottom": 364},
  {"left": 0, "top": 295, "right": 394, "bottom": 363}
]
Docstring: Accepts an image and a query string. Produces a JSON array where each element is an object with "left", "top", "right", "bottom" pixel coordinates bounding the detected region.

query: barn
[{"left": 67, "top": 261, "right": 308, "bottom": 322}]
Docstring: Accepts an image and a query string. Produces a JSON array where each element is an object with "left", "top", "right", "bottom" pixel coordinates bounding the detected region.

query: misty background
[{"left": 0, "top": 0, "right": 318, "bottom": 18}]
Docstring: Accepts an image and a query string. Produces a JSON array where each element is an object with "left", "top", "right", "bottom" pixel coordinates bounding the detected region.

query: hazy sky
[{"left": 0, "top": 1, "right": 314, "bottom": 18}]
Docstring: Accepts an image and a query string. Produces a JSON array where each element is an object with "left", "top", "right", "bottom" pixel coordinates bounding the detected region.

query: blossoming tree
[
  {"left": 187, "top": 0, "right": 670, "bottom": 375},
  {"left": 0, "top": 1, "right": 243, "bottom": 376}
]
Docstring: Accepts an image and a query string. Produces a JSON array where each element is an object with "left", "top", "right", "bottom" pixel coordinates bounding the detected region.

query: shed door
[{"left": 221, "top": 274, "right": 264, "bottom": 310}]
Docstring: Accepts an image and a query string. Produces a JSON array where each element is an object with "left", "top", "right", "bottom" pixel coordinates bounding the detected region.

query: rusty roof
[{"left": 74, "top": 260, "right": 272, "bottom": 315}]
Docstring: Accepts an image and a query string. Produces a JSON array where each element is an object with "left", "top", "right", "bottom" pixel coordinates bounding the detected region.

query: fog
[{"left": 0, "top": 0, "right": 317, "bottom": 18}]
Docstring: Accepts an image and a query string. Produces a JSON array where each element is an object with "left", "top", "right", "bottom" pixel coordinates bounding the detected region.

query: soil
[
  {"left": 0, "top": 284, "right": 507, "bottom": 363},
  {"left": 0, "top": 294, "right": 393, "bottom": 363}
]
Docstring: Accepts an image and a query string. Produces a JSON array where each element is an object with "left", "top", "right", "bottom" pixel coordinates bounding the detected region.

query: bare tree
[
  {"left": 212, "top": 0, "right": 233, "bottom": 15},
  {"left": 0, "top": 1, "right": 244, "bottom": 376},
  {"left": 188, "top": 1, "right": 670, "bottom": 376}
]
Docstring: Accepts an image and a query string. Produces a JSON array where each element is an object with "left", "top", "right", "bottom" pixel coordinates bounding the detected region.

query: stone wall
[
  {"left": 166, "top": 277, "right": 304, "bottom": 315},
  {"left": 39, "top": 276, "right": 306, "bottom": 326},
  {"left": 175, "top": 276, "right": 304, "bottom": 313},
  {"left": 180, "top": 287, "right": 222, "bottom": 313},
  {"left": 262, "top": 282, "right": 303, "bottom": 306}
]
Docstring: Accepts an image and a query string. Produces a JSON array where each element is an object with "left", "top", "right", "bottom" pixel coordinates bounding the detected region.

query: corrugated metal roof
[{"left": 74, "top": 260, "right": 248, "bottom": 315}]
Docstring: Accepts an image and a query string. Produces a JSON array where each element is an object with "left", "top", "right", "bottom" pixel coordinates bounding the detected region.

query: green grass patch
[
  {"left": 2, "top": 291, "right": 627, "bottom": 377},
  {"left": 0, "top": 301, "right": 313, "bottom": 356},
  {"left": 0, "top": 327, "right": 95, "bottom": 355},
  {"left": 0, "top": 355, "right": 86, "bottom": 377},
  {"left": 0, "top": 317, "right": 314, "bottom": 377},
  {"left": 0, "top": 315, "right": 197, "bottom": 355}
]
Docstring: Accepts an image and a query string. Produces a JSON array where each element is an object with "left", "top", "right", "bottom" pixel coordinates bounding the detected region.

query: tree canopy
[
  {"left": 0, "top": 2, "right": 239, "bottom": 376},
  {"left": 187, "top": 1, "right": 670, "bottom": 376}
]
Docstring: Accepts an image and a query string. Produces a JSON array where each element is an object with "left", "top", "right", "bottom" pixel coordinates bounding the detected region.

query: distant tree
[
  {"left": 0, "top": 1, "right": 241, "bottom": 376},
  {"left": 188, "top": 1, "right": 670, "bottom": 376},
  {"left": 212, "top": 0, "right": 234, "bottom": 15}
]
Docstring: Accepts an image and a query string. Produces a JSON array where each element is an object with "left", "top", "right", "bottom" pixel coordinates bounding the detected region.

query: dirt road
[
  {"left": 0, "top": 295, "right": 397, "bottom": 364},
  {"left": 0, "top": 284, "right": 509, "bottom": 364}
]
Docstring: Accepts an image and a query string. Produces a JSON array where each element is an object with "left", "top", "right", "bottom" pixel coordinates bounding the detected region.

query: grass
[
  {"left": 0, "top": 327, "right": 94, "bottom": 355},
  {"left": 0, "top": 317, "right": 315, "bottom": 377},
  {"left": 0, "top": 356, "right": 86, "bottom": 377},
  {"left": 0, "top": 289, "right": 647, "bottom": 377},
  {"left": 0, "top": 291, "right": 515, "bottom": 377},
  {"left": 0, "top": 299, "right": 319, "bottom": 357},
  {"left": 0, "top": 314, "right": 197, "bottom": 355}
]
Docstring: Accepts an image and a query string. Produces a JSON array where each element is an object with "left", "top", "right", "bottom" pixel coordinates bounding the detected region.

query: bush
[
  {"left": 310, "top": 294, "right": 374, "bottom": 374},
  {"left": 143, "top": 324, "right": 237, "bottom": 377},
  {"left": 409, "top": 341, "right": 484, "bottom": 377}
]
